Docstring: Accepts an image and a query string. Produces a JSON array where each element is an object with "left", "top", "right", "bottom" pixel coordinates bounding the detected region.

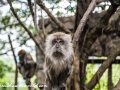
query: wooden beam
[
  {"left": 108, "top": 65, "right": 112, "bottom": 90},
  {"left": 87, "top": 60, "right": 120, "bottom": 64}
]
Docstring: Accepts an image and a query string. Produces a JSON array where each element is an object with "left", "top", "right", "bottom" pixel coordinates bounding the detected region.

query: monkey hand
[
  {"left": 57, "top": 83, "right": 66, "bottom": 90},
  {"left": 25, "top": 78, "right": 31, "bottom": 85}
]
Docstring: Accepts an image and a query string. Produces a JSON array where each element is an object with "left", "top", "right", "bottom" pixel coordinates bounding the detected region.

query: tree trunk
[
  {"left": 36, "top": 35, "right": 45, "bottom": 90},
  {"left": 73, "top": 0, "right": 91, "bottom": 90}
]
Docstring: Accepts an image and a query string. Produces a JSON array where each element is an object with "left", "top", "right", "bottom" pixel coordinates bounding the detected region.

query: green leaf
[{"left": 56, "top": 11, "right": 61, "bottom": 16}]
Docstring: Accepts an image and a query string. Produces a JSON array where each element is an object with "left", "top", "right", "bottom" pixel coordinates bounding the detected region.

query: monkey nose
[{"left": 56, "top": 44, "right": 59, "bottom": 48}]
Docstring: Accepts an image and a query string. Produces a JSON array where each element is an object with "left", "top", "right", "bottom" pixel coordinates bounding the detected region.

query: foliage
[
  {"left": 0, "top": 0, "right": 76, "bottom": 55},
  {"left": 0, "top": 0, "right": 34, "bottom": 55},
  {"left": 0, "top": 60, "right": 12, "bottom": 78},
  {"left": 86, "top": 64, "right": 120, "bottom": 90},
  {"left": 0, "top": 60, "right": 13, "bottom": 90}
]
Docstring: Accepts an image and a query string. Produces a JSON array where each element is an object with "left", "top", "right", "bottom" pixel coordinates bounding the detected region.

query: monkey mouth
[{"left": 53, "top": 51, "right": 63, "bottom": 57}]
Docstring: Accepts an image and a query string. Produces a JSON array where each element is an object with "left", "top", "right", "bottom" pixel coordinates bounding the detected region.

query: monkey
[
  {"left": 17, "top": 49, "right": 37, "bottom": 85},
  {"left": 44, "top": 32, "right": 74, "bottom": 90}
]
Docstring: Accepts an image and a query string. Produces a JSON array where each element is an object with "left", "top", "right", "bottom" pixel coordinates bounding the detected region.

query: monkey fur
[
  {"left": 17, "top": 49, "right": 36, "bottom": 85},
  {"left": 44, "top": 32, "right": 74, "bottom": 90}
]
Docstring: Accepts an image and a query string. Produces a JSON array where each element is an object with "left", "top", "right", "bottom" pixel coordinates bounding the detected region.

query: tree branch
[
  {"left": 27, "top": 0, "right": 35, "bottom": 23},
  {"left": 97, "top": 0, "right": 108, "bottom": 3},
  {"left": 85, "top": 4, "right": 119, "bottom": 55},
  {"left": 34, "top": 0, "right": 38, "bottom": 33},
  {"left": 72, "top": 0, "right": 96, "bottom": 50},
  {"left": 0, "top": 52, "right": 7, "bottom": 55},
  {"left": 8, "top": 35, "right": 18, "bottom": 90},
  {"left": 7, "top": 0, "right": 44, "bottom": 56},
  {"left": 36, "top": 0, "right": 70, "bottom": 33},
  {"left": 85, "top": 46, "right": 120, "bottom": 90},
  {"left": 27, "top": 0, "right": 38, "bottom": 33}
]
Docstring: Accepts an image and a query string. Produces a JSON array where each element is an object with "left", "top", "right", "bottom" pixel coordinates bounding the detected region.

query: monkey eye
[
  {"left": 59, "top": 40, "right": 64, "bottom": 44},
  {"left": 52, "top": 40, "right": 57, "bottom": 44}
]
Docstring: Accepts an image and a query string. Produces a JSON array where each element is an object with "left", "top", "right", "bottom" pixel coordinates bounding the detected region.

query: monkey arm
[
  {"left": 17, "top": 62, "right": 26, "bottom": 77},
  {"left": 18, "top": 65, "right": 26, "bottom": 79},
  {"left": 17, "top": 61, "right": 36, "bottom": 79},
  {"left": 25, "top": 61, "right": 37, "bottom": 78},
  {"left": 25, "top": 61, "right": 36, "bottom": 69}
]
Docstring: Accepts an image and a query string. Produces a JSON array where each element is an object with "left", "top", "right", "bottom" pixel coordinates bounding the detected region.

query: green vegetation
[
  {"left": 0, "top": 56, "right": 37, "bottom": 90},
  {"left": 86, "top": 64, "right": 120, "bottom": 90},
  {"left": 0, "top": 59, "right": 12, "bottom": 90}
]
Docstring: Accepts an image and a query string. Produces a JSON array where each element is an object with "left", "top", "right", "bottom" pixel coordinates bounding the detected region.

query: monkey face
[
  {"left": 52, "top": 38, "right": 64, "bottom": 57},
  {"left": 45, "top": 32, "right": 73, "bottom": 60}
]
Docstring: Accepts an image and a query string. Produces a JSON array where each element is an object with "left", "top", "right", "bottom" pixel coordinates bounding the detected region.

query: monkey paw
[
  {"left": 25, "top": 79, "right": 31, "bottom": 85},
  {"left": 57, "top": 84, "right": 66, "bottom": 90}
]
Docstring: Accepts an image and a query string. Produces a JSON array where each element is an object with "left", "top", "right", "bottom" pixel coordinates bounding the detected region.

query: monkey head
[
  {"left": 18, "top": 49, "right": 26, "bottom": 62},
  {"left": 45, "top": 32, "right": 73, "bottom": 60},
  {"left": 18, "top": 49, "right": 26, "bottom": 56}
]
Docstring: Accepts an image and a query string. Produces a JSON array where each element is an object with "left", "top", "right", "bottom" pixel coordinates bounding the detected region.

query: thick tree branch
[
  {"left": 72, "top": 0, "right": 96, "bottom": 50},
  {"left": 106, "top": 8, "right": 120, "bottom": 31},
  {"left": 36, "top": 0, "right": 70, "bottom": 33},
  {"left": 85, "top": 46, "right": 120, "bottom": 89},
  {"left": 85, "top": 4, "right": 119, "bottom": 55},
  {"left": 7, "top": 0, "right": 44, "bottom": 56},
  {"left": 85, "top": 5, "right": 120, "bottom": 90},
  {"left": 8, "top": 35, "right": 18, "bottom": 90}
]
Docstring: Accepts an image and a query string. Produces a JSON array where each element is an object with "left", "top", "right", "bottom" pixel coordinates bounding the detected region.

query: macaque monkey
[
  {"left": 44, "top": 32, "right": 74, "bottom": 90},
  {"left": 17, "top": 49, "right": 37, "bottom": 85}
]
